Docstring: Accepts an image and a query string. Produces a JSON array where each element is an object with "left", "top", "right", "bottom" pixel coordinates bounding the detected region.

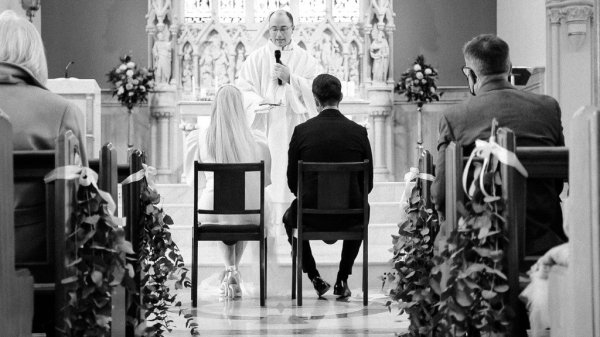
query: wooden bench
[
  {"left": 443, "top": 131, "right": 568, "bottom": 337},
  {"left": 13, "top": 130, "right": 81, "bottom": 336},
  {"left": 0, "top": 114, "right": 34, "bottom": 336}
]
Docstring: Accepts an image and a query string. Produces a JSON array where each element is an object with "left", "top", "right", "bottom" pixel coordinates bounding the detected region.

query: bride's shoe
[
  {"left": 219, "top": 269, "right": 231, "bottom": 297},
  {"left": 228, "top": 270, "right": 242, "bottom": 298}
]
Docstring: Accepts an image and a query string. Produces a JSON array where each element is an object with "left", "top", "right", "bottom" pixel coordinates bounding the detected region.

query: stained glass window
[
  {"left": 184, "top": 0, "right": 212, "bottom": 23},
  {"left": 219, "top": 0, "right": 245, "bottom": 23},
  {"left": 333, "top": 0, "right": 360, "bottom": 22},
  {"left": 254, "top": 0, "right": 291, "bottom": 23},
  {"left": 298, "top": 0, "right": 326, "bottom": 23}
]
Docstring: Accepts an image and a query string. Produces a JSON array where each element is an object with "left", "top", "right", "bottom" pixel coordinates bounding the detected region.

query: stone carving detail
[
  {"left": 333, "top": 0, "right": 360, "bottom": 22},
  {"left": 369, "top": 26, "right": 389, "bottom": 83},
  {"left": 147, "top": 0, "right": 172, "bottom": 29},
  {"left": 367, "top": 0, "right": 394, "bottom": 27},
  {"left": 199, "top": 33, "right": 231, "bottom": 97},
  {"left": 548, "top": 8, "right": 564, "bottom": 24},
  {"left": 153, "top": 27, "right": 173, "bottom": 85},
  {"left": 181, "top": 43, "right": 194, "bottom": 94},
  {"left": 564, "top": 5, "right": 593, "bottom": 22}
]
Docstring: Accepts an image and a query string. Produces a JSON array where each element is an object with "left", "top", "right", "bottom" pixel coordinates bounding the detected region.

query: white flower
[
  {"left": 413, "top": 64, "right": 422, "bottom": 71},
  {"left": 127, "top": 61, "right": 135, "bottom": 69},
  {"left": 132, "top": 79, "right": 139, "bottom": 85},
  {"left": 125, "top": 83, "right": 133, "bottom": 90},
  {"left": 115, "top": 81, "right": 122, "bottom": 87},
  {"left": 128, "top": 92, "right": 134, "bottom": 96},
  {"left": 430, "top": 87, "right": 436, "bottom": 93},
  {"left": 126, "top": 69, "right": 134, "bottom": 77},
  {"left": 117, "top": 87, "right": 124, "bottom": 95},
  {"left": 416, "top": 72, "right": 424, "bottom": 79},
  {"left": 421, "top": 79, "right": 427, "bottom": 84},
  {"left": 424, "top": 68, "right": 432, "bottom": 75},
  {"left": 140, "top": 86, "right": 146, "bottom": 92},
  {"left": 119, "top": 64, "right": 127, "bottom": 71},
  {"left": 115, "top": 68, "right": 122, "bottom": 74}
]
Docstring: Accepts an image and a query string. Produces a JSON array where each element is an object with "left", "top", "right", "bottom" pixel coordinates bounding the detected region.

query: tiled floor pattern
[{"left": 167, "top": 289, "right": 408, "bottom": 336}]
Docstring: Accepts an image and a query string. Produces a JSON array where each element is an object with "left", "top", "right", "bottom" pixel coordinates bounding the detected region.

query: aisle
[{"left": 167, "top": 289, "right": 408, "bottom": 336}]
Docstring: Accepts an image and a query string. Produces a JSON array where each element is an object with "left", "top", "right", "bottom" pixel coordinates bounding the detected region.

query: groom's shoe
[
  {"left": 333, "top": 279, "right": 351, "bottom": 298},
  {"left": 310, "top": 276, "right": 331, "bottom": 297}
]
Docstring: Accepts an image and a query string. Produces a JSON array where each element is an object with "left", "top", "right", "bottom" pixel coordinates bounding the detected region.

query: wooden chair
[
  {"left": 13, "top": 130, "right": 81, "bottom": 336},
  {"left": 191, "top": 161, "right": 267, "bottom": 307},
  {"left": 0, "top": 115, "right": 34, "bottom": 336},
  {"left": 292, "top": 160, "right": 370, "bottom": 306}
]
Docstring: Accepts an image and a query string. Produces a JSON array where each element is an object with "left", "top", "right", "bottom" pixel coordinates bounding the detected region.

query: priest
[{"left": 237, "top": 10, "right": 321, "bottom": 220}]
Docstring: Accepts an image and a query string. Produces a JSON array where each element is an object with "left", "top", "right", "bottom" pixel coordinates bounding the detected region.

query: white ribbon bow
[
  {"left": 121, "top": 163, "right": 157, "bottom": 190},
  {"left": 462, "top": 139, "right": 528, "bottom": 199},
  {"left": 44, "top": 165, "right": 117, "bottom": 214},
  {"left": 404, "top": 166, "right": 435, "bottom": 182}
]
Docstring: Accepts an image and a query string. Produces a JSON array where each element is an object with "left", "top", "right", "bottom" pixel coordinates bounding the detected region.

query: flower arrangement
[
  {"left": 396, "top": 55, "right": 441, "bottom": 107},
  {"left": 107, "top": 55, "right": 155, "bottom": 110},
  {"left": 383, "top": 167, "right": 441, "bottom": 336}
]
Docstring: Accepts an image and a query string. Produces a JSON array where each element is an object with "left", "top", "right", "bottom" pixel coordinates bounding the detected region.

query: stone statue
[
  {"left": 199, "top": 42, "right": 215, "bottom": 96},
  {"left": 369, "top": 26, "right": 389, "bottom": 83},
  {"left": 348, "top": 44, "right": 360, "bottom": 87},
  {"left": 181, "top": 44, "right": 194, "bottom": 93},
  {"left": 319, "top": 34, "right": 334, "bottom": 72},
  {"left": 209, "top": 35, "right": 230, "bottom": 86},
  {"left": 152, "top": 27, "right": 172, "bottom": 85},
  {"left": 234, "top": 44, "right": 246, "bottom": 80}
]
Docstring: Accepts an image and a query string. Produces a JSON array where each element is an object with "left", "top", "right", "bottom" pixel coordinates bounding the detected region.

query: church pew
[
  {"left": 443, "top": 132, "right": 569, "bottom": 336},
  {"left": 1, "top": 115, "right": 34, "bottom": 336},
  {"left": 547, "top": 106, "right": 600, "bottom": 337},
  {"left": 13, "top": 130, "right": 81, "bottom": 336}
]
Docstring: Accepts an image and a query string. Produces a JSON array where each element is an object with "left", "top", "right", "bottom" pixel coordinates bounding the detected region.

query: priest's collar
[{"left": 268, "top": 39, "right": 295, "bottom": 52}]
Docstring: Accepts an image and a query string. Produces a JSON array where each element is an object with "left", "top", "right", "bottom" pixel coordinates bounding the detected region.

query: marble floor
[{"left": 167, "top": 289, "right": 409, "bottom": 336}]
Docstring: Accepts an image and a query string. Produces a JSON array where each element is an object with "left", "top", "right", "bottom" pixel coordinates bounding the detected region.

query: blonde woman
[{"left": 184, "top": 84, "right": 271, "bottom": 298}]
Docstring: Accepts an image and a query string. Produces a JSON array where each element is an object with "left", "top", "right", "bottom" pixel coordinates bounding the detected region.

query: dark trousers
[{"left": 282, "top": 199, "right": 363, "bottom": 280}]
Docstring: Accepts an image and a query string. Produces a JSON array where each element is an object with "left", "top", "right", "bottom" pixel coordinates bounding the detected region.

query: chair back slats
[
  {"left": 54, "top": 130, "right": 81, "bottom": 336},
  {"left": 317, "top": 172, "right": 350, "bottom": 209},
  {"left": 0, "top": 114, "right": 13, "bottom": 331},
  {"left": 214, "top": 170, "right": 246, "bottom": 212},
  {"left": 195, "top": 162, "right": 264, "bottom": 214}
]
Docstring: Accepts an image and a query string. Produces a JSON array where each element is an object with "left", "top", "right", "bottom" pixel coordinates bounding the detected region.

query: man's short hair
[
  {"left": 268, "top": 10, "right": 294, "bottom": 26},
  {"left": 463, "top": 34, "right": 510, "bottom": 76},
  {"left": 312, "top": 74, "right": 343, "bottom": 106}
]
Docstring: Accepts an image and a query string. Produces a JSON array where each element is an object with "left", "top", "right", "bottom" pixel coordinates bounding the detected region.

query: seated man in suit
[
  {"left": 431, "top": 34, "right": 566, "bottom": 256},
  {"left": 283, "top": 74, "right": 373, "bottom": 298}
]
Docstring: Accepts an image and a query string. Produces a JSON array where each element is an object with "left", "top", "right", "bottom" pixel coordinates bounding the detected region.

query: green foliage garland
[
  {"left": 432, "top": 159, "right": 511, "bottom": 336},
  {"left": 62, "top": 183, "right": 136, "bottom": 336},
  {"left": 384, "top": 174, "right": 440, "bottom": 336},
  {"left": 135, "top": 185, "right": 199, "bottom": 336}
]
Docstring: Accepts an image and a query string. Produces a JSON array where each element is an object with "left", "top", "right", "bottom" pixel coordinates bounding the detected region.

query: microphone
[
  {"left": 64, "top": 61, "right": 75, "bottom": 78},
  {"left": 274, "top": 50, "right": 282, "bottom": 85}
]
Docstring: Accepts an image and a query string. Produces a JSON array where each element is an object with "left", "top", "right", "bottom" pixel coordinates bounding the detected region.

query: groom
[{"left": 283, "top": 74, "right": 373, "bottom": 298}]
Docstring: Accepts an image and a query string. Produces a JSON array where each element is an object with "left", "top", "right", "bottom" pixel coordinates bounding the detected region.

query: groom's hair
[{"left": 312, "top": 74, "right": 343, "bottom": 106}]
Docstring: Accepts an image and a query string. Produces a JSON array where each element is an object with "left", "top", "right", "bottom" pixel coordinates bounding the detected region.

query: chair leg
[
  {"left": 297, "top": 237, "right": 303, "bottom": 306},
  {"left": 260, "top": 238, "right": 265, "bottom": 307},
  {"left": 192, "top": 237, "right": 198, "bottom": 308},
  {"left": 291, "top": 238, "right": 296, "bottom": 300},
  {"left": 363, "top": 238, "right": 368, "bottom": 306}
]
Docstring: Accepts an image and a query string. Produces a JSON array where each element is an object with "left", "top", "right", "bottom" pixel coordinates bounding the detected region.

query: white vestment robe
[{"left": 237, "top": 40, "right": 320, "bottom": 205}]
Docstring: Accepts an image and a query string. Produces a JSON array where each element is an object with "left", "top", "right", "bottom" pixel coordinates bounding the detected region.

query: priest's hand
[{"left": 273, "top": 63, "right": 290, "bottom": 84}]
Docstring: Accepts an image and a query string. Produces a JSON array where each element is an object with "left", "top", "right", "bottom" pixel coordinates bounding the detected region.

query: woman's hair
[
  {"left": 0, "top": 10, "right": 48, "bottom": 84},
  {"left": 206, "top": 85, "right": 259, "bottom": 163}
]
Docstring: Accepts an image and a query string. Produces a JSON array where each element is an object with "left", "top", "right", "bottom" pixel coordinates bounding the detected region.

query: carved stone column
[
  {"left": 546, "top": 0, "right": 594, "bottom": 141},
  {"left": 368, "top": 86, "right": 393, "bottom": 181},
  {"left": 149, "top": 87, "right": 177, "bottom": 183}
]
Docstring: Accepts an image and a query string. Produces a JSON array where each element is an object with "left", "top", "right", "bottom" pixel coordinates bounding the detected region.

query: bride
[{"left": 183, "top": 84, "right": 272, "bottom": 298}]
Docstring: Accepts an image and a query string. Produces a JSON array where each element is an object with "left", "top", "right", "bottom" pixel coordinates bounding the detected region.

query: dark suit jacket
[
  {"left": 0, "top": 62, "right": 87, "bottom": 263},
  {"left": 286, "top": 108, "right": 374, "bottom": 228},
  {"left": 431, "top": 77, "right": 566, "bottom": 255}
]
